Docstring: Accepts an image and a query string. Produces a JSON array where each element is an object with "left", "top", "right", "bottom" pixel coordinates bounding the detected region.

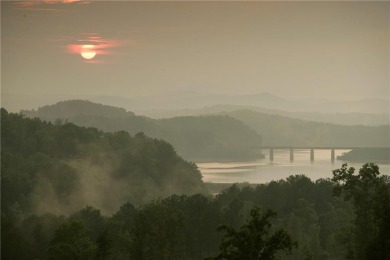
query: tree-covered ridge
[
  {"left": 337, "top": 148, "right": 390, "bottom": 163},
  {"left": 21, "top": 100, "right": 263, "bottom": 161},
  {"left": 21, "top": 100, "right": 135, "bottom": 119},
  {"left": 1, "top": 108, "right": 206, "bottom": 220},
  {"left": 225, "top": 110, "right": 390, "bottom": 147}
]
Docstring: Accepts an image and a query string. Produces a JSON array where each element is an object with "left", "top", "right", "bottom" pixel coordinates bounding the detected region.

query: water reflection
[{"left": 197, "top": 149, "right": 390, "bottom": 184}]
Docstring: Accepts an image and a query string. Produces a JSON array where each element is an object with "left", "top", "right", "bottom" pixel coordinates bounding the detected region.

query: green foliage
[
  {"left": 1, "top": 218, "right": 35, "bottom": 260},
  {"left": 285, "top": 199, "right": 320, "bottom": 259},
  {"left": 46, "top": 220, "right": 97, "bottom": 260},
  {"left": 162, "top": 194, "right": 224, "bottom": 258},
  {"left": 211, "top": 207, "right": 297, "bottom": 260},
  {"left": 368, "top": 177, "right": 390, "bottom": 259},
  {"left": 1, "top": 108, "right": 210, "bottom": 259},
  {"left": 132, "top": 201, "right": 185, "bottom": 260},
  {"left": 18, "top": 213, "right": 66, "bottom": 259},
  {"left": 1, "top": 109, "right": 80, "bottom": 221},
  {"left": 108, "top": 203, "right": 138, "bottom": 259},
  {"left": 2, "top": 176, "right": 358, "bottom": 260},
  {"left": 3, "top": 112, "right": 385, "bottom": 260},
  {"left": 96, "top": 229, "right": 111, "bottom": 260},
  {"left": 332, "top": 163, "right": 390, "bottom": 259},
  {"left": 1, "top": 109, "right": 206, "bottom": 220},
  {"left": 215, "top": 176, "right": 353, "bottom": 259},
  {"left": 70, "top": 206, "right": 106, "bottom": 241}
]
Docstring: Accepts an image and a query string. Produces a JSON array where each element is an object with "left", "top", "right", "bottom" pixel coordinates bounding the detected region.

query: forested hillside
[
  {"left": 21, "top": 100, "right": 136, "bottom": 119},
  {"left": 1, "top": 108, "right": 206, "bottom": 220},
  {"left": 22, "top": 100, "right": 263, "bottom": 161},
  {"left": 337, "top": 148, "right": 390, "bottom": 163},
  {"left": 3, "top": 165, "right": 390, "bottom": 260},
  {"left": 3, "top": 108, "right": 389, "bottom": 259},
  {"left": 225, "top": 110, "right": 390, "bottom": 147}
]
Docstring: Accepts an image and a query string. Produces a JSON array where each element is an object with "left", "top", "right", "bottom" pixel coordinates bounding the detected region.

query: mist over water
[{"left": 198, "top": 149, "right": 390, "bottom": 183}]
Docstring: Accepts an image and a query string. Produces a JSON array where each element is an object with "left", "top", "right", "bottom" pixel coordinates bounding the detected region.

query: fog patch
[{"left": 32, "top": 156, "right": 132, "bottom": 216}]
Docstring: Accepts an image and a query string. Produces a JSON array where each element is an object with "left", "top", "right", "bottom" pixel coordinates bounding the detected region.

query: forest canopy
[
  {"left": 4, "top": 166, "right": 389, "bottom": 259},
  {"left": 2, "top": 107, "right": 390, "bottom": 259},
  {"left": 1, "top": 108, "right": 206, "bottom": 220}
]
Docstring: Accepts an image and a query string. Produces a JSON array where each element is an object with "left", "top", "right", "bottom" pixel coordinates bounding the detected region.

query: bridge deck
[
  {"left": 255, "top": 146, "right": 389, "bottom": 162},
  {"left": 255, "top": 146, "right": 390, "bottom": 150}
]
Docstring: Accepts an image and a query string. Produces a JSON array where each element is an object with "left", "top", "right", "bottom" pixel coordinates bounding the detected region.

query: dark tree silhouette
[
  {"left": 209, "top": 207, "right": 297, "bottom": 260},
  {"left": 332, "top": 163, "right": 390, "bottom": 259},
  {"left": 46, "top": 220, "right": 97, "bottom": 260}
]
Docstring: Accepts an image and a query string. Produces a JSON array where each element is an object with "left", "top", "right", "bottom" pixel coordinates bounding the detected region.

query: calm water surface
[{"left": 197, "top": 149, "right": 390, "bottom": 183}]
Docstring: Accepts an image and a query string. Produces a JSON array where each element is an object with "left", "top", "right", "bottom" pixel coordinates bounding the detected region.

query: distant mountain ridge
[
  {"left": 89, "top": 91, "right": 389, "bottom": 114},
  {"left": 21, "top": 100, "right": 135, "bottom": 120},
  {"left": 22, "top": 100, "right": 263, "bottom": 161},
  {"left": 21, "top": 100, "right": 390, "bottom": 159},
  {"left": 223, "top": 110, "right": 390, "bottom": 147},
  {"left": 6, "top": 91, "right": 389, "bottom": 115},
  {"left": 139, "top": 104, "right": 390, "bottom": 126}
]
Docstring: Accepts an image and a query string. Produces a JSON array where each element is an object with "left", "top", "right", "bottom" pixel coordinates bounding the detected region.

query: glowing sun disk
[{"left": 80, "top": 45, "right": 96, "bottom": 59}]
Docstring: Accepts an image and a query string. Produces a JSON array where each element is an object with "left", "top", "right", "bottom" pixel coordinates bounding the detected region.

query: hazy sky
[{"left": 1, "top": 1, "right": 389, "bottom": 111}]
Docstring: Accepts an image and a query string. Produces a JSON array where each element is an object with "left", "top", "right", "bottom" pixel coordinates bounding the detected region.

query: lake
[{"left": 197, "top": 149, "right": 390, "bottom": 184}]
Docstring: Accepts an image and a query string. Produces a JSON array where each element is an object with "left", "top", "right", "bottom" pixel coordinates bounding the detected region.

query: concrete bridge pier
[
  {"left": 310, "top": 149, "right": 314, "bottom": 162},
  {"left": 331, "top": 149, "right": 335, "bottom": 163},
  {"left": 256, "top": 146, "right": 389, "bottom": 163}
]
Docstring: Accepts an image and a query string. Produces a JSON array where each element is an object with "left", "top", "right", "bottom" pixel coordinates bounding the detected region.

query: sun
[{"left": 80, "top": 45, "right": 96, "bottom": 60}]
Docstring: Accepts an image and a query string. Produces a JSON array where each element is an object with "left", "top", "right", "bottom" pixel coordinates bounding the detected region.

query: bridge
[{"left": 254, "top": 146, "right": 390, "bottom": 163}]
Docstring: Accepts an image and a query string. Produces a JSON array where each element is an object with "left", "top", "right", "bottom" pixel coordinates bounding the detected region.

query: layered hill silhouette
[
  {"left": 22, "top": 100, "right": 390, "bottom": 161},
  {"left": 22, "top": 100, "right": 263, "bottom": 161},
  {"left": 224, "top": 110, "right": 390, "bottom": 147},
  {"left": 141, "top": 104, "right": 389, "bottom": 126},
  {"left": 1, "top": 108, "right": 207, "bottom": 218},
  {"left": 89, "top": 91, "right": 389, "bottom": 114}
]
